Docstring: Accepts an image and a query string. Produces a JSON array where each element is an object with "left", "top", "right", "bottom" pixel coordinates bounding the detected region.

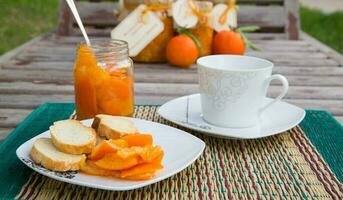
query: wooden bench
[{"left": 57, "top": 0, "right": 300, "bottom": 40}]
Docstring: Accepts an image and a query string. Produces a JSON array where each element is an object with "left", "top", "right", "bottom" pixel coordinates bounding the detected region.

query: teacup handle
[{"left": 259, "top": 74, "right": 289, "bottom": 116}]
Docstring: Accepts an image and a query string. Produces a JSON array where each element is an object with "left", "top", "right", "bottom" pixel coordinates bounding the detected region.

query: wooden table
[{"left": 0, "top": 31, "right": 343, "bottom": 141}]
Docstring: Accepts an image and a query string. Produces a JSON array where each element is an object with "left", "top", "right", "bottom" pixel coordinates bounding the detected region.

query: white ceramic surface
[
  {"left": 197, "top": 55, "right": 289, "bottom": 128},
  {"left": 158, "top": 94, "right": 306, "bottom": 139},
  {"left": 16, "top": 118, "right": 205, "bottom": 191}
]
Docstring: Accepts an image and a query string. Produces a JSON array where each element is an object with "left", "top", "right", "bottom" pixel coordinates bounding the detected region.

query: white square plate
[{"left": 16, "top": 117, "right": 205, "bottom": 191}]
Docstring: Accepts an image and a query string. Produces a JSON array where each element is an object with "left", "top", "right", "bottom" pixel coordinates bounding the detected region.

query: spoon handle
[{"left": 66, "top": 0, "right": 91, "bottom": 46}]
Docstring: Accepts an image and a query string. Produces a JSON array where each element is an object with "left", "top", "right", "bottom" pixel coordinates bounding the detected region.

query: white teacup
[{"left": 197, "top": 55, "right": 289, "bottom": 128}]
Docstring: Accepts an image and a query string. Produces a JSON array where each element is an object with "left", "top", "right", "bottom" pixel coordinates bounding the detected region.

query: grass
[
  {"left": 0, "top": 2, "right": 342, "bottom": 55},
  {"left": 0, "top": 0, "right": 58, "bottom": 55},
  {"left": 300, "top": 6, "right": 343, "bottom": 54}
]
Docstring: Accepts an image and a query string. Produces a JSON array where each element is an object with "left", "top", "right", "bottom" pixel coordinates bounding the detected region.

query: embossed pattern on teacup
[{"left": 198, "top": 67, "right": 257, "bottom": 110}]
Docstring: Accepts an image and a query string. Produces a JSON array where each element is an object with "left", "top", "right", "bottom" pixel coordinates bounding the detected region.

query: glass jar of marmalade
[
  {"left": 123, "top": 0, "right": 143, "bottom": 11},
  {"left": 132, "top": 0, "right": 174, "bottom": 63},
  {"left": 74, "top": 39, "right": 134, "bottom": 120},
  {"left": 189, "top": 1, "right": 213, "bottom": 56}
]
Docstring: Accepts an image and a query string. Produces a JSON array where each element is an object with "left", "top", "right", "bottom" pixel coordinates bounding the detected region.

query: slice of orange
[
  {"left": 94, "top": 153, "right": 139, "bottom": 170},
  {"left": 88, "top": 139, "right": 128, "bottom": 160},
  {"left": 80, "top": 158, "right": 120, "bottom": 177},
  {"left": 120, "top": 156, "right": 163, "bottom": 178},
  {"left": 115, "top": 145, "right": 164, "bottom": 163},
  {"left": 143, "top": 146, "right": 164, "bottom": 162},
  {"left": 121, "top": 134, "right": 153, "bottom": 147}
]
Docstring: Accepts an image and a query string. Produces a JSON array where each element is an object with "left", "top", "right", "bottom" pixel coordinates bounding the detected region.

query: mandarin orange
[
  {"left": 166, "top": 34, "right": 199, "bottom": 68},
  {"left": 212, "top": 30, "right": 245, "bottom": 55}
]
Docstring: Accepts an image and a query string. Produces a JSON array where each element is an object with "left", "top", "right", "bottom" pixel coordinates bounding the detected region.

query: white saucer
[{"left": 158, "top": 94, "right": 306, "bottom": 139}]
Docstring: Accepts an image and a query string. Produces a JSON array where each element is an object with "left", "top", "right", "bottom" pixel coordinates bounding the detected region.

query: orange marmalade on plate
[{"left": 74, "top": 39, "right": 134, "bottom": 120}]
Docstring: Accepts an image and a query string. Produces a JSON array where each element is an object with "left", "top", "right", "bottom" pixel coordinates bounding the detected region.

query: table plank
[
  {"left": 32, "top": 41, "right": 319, "bottom": 54},
  {"left": 0, "top": 128, "right": 13, "bottom": 142},
  {"left": 0, "top": 109, "right": 31, "bottom": 127},
  {"left": 16, "top": 52, "right": 328, "bottom": 61},
  {"left": 1, "top": 69, "right": 343, "bottom": 86},
  {"left": 1, "top": 82, "right": 343, "bottom": 101},
  {"left": 301, "top": 32, "right": 343, "bottom": 66},
  {"left": 5, "top": 60, "right": 343, "bottom": 74},
  {"left": 23, "top": 45, "right": 322, "bottom": 56},
  {"left": 0, "top": 94, "right": 73, "bottom": 109},
  {"left": 0, "top": 82, "right": 73, "bottom": 94},
  {"left": 11, "top": 58, "right": 338, "bottom": 67},
  {"left": 335, "top": 116, "right": 343, "bottom": 124},
  {"left": 1, "top": 93, "right": 343, "bottom": 116},
  {"left": 14, "top": 38, "right": 330, "bottom": 57},
  {"left": 13, "top": 52, "right": 333, "bottom": 65}
]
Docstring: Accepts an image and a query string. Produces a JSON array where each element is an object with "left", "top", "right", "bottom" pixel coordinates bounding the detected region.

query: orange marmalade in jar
[
  {"left": 132, "top": 0, "right": 174, "bottom": 63},
  {"left": 74, "top": 39, "right": 134, "bottom": 120},
  {"left": 189, "top": 1, "right": 213, "bottom": 56},
  {"left": 123, "top": 0, "right": 143, "bottom": 11}
]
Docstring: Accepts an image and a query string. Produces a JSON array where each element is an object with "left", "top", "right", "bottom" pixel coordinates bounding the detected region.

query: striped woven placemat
[{"left": 13, "top": 105, "right": 343, "bottom": 199}]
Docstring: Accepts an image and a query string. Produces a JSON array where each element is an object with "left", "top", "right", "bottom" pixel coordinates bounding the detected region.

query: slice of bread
[
  {"left": 30, "top": 138, "right": 86, "bottom": 171},
  {"left": 50, "top": 120, "right": 96, "bottom": 155},
  {"left": 92, "top": 114, "right": 138, "bottom": 139}
]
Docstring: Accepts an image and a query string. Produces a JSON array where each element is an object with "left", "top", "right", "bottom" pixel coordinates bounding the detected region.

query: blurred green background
[
  {"left": 0, "top": 1, "right": 342, "bottom": 55},
  {"left": 0, "top": 0, "right": 58, "bottom": 55},
  {"left": 300, "top": 6, "right": 343, "bottom": 54}
]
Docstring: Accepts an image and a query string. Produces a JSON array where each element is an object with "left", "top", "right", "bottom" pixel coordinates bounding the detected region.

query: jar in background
[
  {"left": 132, "top": 0, "right": 174, "bottom": 63},
  {"left": 74, "top": 39, "right": 134, "bottom": 120},
  {"left": 123, "top": 0, "right": 144, "bottom": 11},
  {"left": 189, "top": 1, "right": 213, "bottom": 56}
]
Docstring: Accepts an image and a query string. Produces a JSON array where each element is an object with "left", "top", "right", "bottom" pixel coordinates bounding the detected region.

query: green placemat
[
  {"left": 300, "top": 110, "right": 343, "bottom": 184},
  {"left": 0, "top": 104, "right": 75, "bottom": 200},
  {"left": 0, "top": 103, "right": 342, "bottom": 199}
]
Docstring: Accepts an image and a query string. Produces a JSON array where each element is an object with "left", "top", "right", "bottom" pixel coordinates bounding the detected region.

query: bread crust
[
  {"left": 30, "top": 139, "right": 85, "bottom": 172},
  {"left": 91, "top": 116, "right": 101, "bottom": 130}
]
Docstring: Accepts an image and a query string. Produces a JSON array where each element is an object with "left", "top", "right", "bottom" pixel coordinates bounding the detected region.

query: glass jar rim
[
  {"left": 79, "top": 39, "right": 130, "bottom": 64},
  {"left": 80, "top": 39, "right": 128, "bottom": 52}
]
